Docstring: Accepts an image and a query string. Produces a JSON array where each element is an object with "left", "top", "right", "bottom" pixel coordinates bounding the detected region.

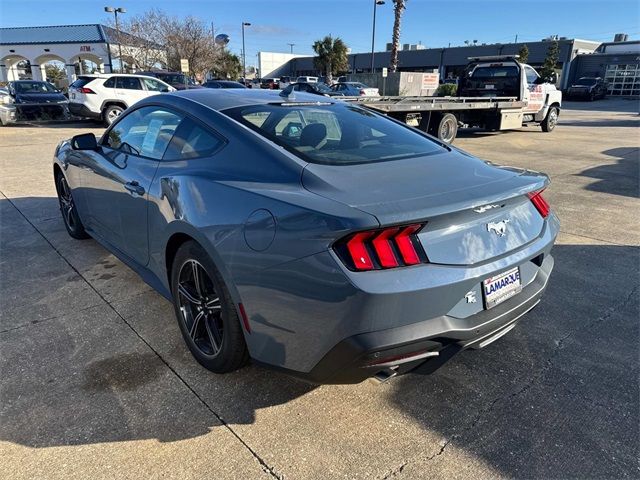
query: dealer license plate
[{"left": 483, "top": 266, "right": 522, "bottom": 309}]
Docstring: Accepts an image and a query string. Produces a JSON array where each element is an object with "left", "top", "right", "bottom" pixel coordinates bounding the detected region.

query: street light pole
[
  {"left": 370, "top": 0, "right": 385, "bottom": 73},
  {"left": 287, "top": 43, "right": 295, "bottom": 54},
  {"left": 242, "top": 22, "right": 251, "bottom": 81},
  {"left": 105, "top": 6, "right": 126, "bottom": 73}
]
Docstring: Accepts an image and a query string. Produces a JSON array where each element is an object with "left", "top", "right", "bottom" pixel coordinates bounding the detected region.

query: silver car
[{"left": 53, "top": 89, "right": 558, "bottom": 383}]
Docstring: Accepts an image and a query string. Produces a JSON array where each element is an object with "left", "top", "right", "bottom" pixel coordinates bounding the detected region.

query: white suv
[{"left": 68, "top": 73, "right": 175, "bottom": 125}]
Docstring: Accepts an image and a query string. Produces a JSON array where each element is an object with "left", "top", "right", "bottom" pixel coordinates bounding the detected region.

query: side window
[
  {"left": 116, "top": 77, "right": 142, "bottom": 90},
  {"left": 525, "top": 66, "right": 539, "bottom": 85},
  {"left": 103, "top": 77, "right": 116, "bottom": 88},
  {"left": 104, "top": 106, "right": 182, "bottom": 160},
  {"left": 164, "top": 117, "right": 224, "bottom": 160},
  {"left": 141, "top": 77, "right": 166, "bottom": 92}
]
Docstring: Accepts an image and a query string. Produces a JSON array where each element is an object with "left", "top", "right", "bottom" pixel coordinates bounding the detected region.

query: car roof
[{"left": 170, "top": 88, "right": 337, "bottom": 111}]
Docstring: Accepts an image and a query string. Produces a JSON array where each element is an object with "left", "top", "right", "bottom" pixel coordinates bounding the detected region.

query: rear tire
[
  {"left": 55, "top": 173, "right": 90, "bottom": 240},
  {"left": 170, "top": 241, "right": 249, "bottom": 373},
  {"left": 103, "top": 104, "right": 124, "bottom": 126},
  {"left": 541, "top": 106, "right": 559, "bottom": 132},
  {"left": 429, "top": 113, "right": 458, "bottom": 144}
]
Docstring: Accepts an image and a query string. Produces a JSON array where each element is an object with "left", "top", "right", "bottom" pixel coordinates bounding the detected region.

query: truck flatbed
[{"left": 339, "top": 95, "right": 525, "bottom": 113}]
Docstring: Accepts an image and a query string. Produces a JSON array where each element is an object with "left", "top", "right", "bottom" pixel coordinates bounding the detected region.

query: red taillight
[
  {"left": 78, "top": 87, "right": 95, "bottom": 94},
  {"left": 528, "top": 190, "right": 550, "bottom": 218},
  {"left": 371, "top": 228, "right": 400, "bottom": 268},
  {"left": 337, "top": 224, "right": 425, "bottom": 271},
  {"left": 346, "top": 231, "right": 375, "bottom": 270},
  {"left": 360, "top": 89, "right": 366, "bottom": 95},
  {"left": 395, "top": 225, "right": 422, "bottom": 265}
]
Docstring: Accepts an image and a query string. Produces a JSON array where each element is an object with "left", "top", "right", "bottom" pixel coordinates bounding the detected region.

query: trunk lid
[{"left": 302, "top": 149, "right": 548, "bottom": 266}]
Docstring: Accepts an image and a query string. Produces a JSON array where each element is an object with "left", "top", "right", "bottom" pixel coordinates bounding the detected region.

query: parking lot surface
[{"left": 1, "top": 98, "right": 638, "bottom": 479}]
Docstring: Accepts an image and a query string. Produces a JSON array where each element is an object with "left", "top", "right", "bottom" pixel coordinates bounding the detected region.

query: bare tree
[
  {"left": 389, "top": 0, "right": 407, "bottom": 73},
  {"left": 107, "top": 9, "right": 168, "bottom": 70},
  {"left": 163, "top": 15, "right": 218, "bottom": 77}
]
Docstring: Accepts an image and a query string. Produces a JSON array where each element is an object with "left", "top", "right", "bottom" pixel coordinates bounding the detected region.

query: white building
[{"left": 0, "top": 24, "right": 162, "bottom": 85}]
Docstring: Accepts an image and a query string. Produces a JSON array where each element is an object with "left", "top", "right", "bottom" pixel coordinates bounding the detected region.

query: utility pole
[
  {"left": 287, "top": 43, "right": 295, "bottom": 54},
  {"left": 515, "top": 34, "right": 518, "bottom": 43},
  {"left": 242, "top": 22, "right": 251, "bottom": 81},
  {"left": 104, "top": 6, "right": 126, "bottom": 73},
  {"left": 370, "top": 0, "right": 385, "bottom": 72}
]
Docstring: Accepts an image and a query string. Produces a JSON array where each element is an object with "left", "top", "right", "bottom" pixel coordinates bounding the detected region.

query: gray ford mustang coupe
[{"left": 53, "top": 89, "right": 559, "bottom": 383}]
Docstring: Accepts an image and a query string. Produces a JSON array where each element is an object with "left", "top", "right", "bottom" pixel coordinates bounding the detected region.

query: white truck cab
[{"left": 461, "top": 55, "right": 562, "bottom": 132}]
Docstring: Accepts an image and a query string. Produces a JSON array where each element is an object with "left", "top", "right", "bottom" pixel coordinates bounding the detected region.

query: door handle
[{"left": 124, "top": 181, "right": 145, "bottom": 196}]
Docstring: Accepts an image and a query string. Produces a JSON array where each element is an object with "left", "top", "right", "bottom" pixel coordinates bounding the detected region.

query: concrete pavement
[{"left": 1, "top": 98, "right": 638, "bottom": 479}]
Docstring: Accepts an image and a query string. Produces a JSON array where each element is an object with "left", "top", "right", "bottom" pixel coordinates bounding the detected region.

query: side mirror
[
  {"left": 161, "top": 87, "right": 170, "bottom": 92},
  {"left": 71, "top": 133, "right": 98, "bottom": 150}
]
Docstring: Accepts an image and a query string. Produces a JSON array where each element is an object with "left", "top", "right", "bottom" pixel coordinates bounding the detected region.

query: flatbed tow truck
[{"left": 342, "top": 56, "right": 562, "bottom": 144}]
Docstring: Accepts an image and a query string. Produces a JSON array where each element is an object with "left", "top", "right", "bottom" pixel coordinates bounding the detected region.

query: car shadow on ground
[
  {"left": 575, "top": 147, "right": 640, "bottom": 198},
  {"left": 1, "top": 196, "right": 638, "bottom": 477}
]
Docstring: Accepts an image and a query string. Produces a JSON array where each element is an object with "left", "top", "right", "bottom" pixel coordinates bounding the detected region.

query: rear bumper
[
  {"left": 68, "top": 103, "right": 101, "bottom": 119},
  {"left": 242, "top": 214, "right": 559, "bottom": 383},
  {"left": 297, "top": 253, "right": 553, "bottom": 383}
]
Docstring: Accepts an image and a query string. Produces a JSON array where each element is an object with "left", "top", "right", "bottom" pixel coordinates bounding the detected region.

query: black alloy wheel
[
  {"left": 176, "top": 259, "right": 224, "bottom": 357},
  {"left": 170, "top": 241, "right": 248, "bottom": 373},
  {"left": 56, "top": 174, "right": 89, "bottom": 239}
]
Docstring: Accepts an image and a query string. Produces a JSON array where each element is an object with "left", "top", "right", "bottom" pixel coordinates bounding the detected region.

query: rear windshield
[
  {"left": 70, "top": 77, "right": 94, "bottom": 89},
  {"left": 13, "top": 81, "right": 58, "bottom": 93},
  {"left": 223, "top": 103, "right": 444, "bottom": 165},
  {"left": 575, "top": 78, "right": 597, "bottom": 86},
  {"left": 471, "top": 66, "right": 519, "bottom": 78}
]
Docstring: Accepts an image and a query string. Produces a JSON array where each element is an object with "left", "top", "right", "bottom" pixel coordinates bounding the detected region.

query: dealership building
[
  {"left": 0, "top": 24, "right": 161, "bottom": 86},
  {"left": 262, "top": 36, "right": 639, "bottom": 95}
]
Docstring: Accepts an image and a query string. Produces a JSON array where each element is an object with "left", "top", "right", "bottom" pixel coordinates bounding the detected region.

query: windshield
[
  {"left": 14, "top": 81, "right": 58, "bottom": 93},
  {"left": 471, "top": 66, "right": 519, "bottom": 78},
  {"left": 223, "top": 103, "right": 444, "bottom": 165},
  {"left": 575, "top": 78, "right": 597, "bottom": 86}
]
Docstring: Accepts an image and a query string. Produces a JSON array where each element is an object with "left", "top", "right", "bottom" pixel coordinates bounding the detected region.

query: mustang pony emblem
[{"left": 487, "top": 219, "right": 510, "bottom": 237}]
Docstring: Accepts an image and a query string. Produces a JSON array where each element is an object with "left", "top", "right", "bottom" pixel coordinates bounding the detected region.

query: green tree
[
  {"left": 539, "top": 39, "right": 560, "bottom": 80},
  {"left": 517, "top": 44, "right": 529, "bottom": 64},
  {"left": 211, "top": 50, "right": 242, "bottom": 79},
  {"left": 389, "top": 0, "right": 407, "bottom": 72},
  {"left": 45, "top": 63, "right": 66, "bottom": 81},
  {"left": 312, "top": 35, "right": 348, "bottom": 83}
]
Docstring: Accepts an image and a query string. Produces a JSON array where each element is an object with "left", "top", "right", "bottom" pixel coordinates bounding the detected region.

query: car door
[
  {"left": 523, "top": 65, "right": 544, "bottom": 114},
  {"left": 115, "top": 76, "right": 147, "bottom": 107},
  {"left": 82, "top": 106, "right": 182, "bottom": 265}
]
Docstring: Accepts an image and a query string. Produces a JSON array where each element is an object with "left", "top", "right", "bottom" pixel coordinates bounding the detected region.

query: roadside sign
[
  {"left": 180, "top": 59, "right": 189, "bottom": 73},
  {"left": 421, "top": 73, "right": 439, "bottom": 90},
  {"left": 382, "top": 67, "right": 388, "bottom": 78}
]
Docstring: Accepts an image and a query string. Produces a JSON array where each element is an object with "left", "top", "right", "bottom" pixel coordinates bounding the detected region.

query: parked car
[
  {"left": 203, "top": 80, "right": 247, "bottom": 89},
  {"left": 280, "top": 82, "right": 344, "bottom": 97},
  {"left": 278, "top": 76, "right": 292, "bottom": 89},
  {"left": 138, "top": 71, "right": 203, "bottom": 90},
  {"left": 54, "top": 89, "right": 558, "bottom": 384},
  {"left": 68, "top": 74, "right": 175, "bottom": 126},
  {"left": 566, "top": 77, "right": 607, "bottom": 100},
  {"left": 331, "top": 82, "right": 380, "bottom": 96},
  {"left": 0, "top": 80, "right": 68, "bottom": 125},
  {"left": 296, "top": 76, "right": 318, "bottom": 83},
  {"left": 260, "top": 78, "right": 280, "bottom": 89}
]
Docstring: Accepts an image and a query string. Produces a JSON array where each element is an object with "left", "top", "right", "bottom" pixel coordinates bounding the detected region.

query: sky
[{"left": 1, "top": 0, "right": 639, "bottom": 67}]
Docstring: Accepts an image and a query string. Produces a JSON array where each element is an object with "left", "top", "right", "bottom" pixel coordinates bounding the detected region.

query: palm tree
[
  {"left": 312, "top": 35, "right": 349, "bottom": 84},
  {"left": 389, "top": 0, "right": 407, "bottom": 73}
]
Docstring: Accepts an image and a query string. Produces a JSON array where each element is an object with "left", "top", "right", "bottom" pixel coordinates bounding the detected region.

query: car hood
[
  {"left": 301, "top": 147, "right": 548, "bottom": 225},
  {"left": 15, "top": 93, "right": 67, "bottom": 104}
]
